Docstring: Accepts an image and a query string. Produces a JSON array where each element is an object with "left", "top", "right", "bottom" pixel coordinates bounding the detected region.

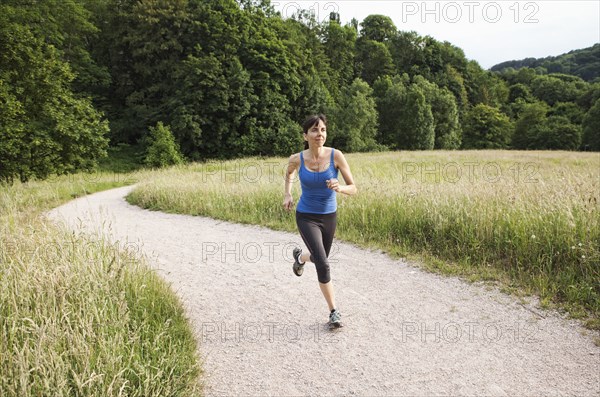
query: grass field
[
  {"left": 0, "top": 172, "right": 202, "bottom": 396},
  {"left": 3, "top": 148, "right": 596, "bottom": 396},
  {"left": 127, "top": 150, "right": 600, "bottom": 329}
]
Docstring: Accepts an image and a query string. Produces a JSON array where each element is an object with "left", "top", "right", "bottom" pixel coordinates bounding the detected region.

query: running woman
[{"left": 283, "top": 114, "right": 357, "bottom": 328}]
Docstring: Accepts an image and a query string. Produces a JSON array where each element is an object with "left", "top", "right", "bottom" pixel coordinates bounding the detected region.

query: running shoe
[
  {"left": 328, "top": 308, "right": 342, "bottom": 328},
  {"left": 293, "top": 247, "right": 304, "bottom": 277}
]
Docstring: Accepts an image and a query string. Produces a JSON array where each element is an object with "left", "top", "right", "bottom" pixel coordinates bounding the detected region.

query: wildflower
[
  {"left": 582, "top": 255, "right": 586, "bottom": 259},
  {"left": 578, "top": 243, "right": 583, "bottom": 247},
  {"left": 531, "top": 235, "right": 536, "bottom": 239},
  {"left": 571, "top": 246, "right": 576, "bottom": 249}
]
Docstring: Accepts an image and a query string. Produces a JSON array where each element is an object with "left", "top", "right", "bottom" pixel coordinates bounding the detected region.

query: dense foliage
[
  {"left": 491, "top": 44, "right": 600, "bottom": 82},
  {"left": 0, "top": 1, "right": 109, "bottom": 183},
  {"left": 1, "top": 0, "right": 599, "bottom": 182}
]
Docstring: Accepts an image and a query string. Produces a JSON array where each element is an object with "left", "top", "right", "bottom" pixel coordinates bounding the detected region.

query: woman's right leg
[
  {"left": 295, "top": 212, "right": 332, "bottom": 284},
  {"left": 295, "top": 212, "right": 336, "bottom": 311},
  {"left": 315, "top": 212, "right": 338, "bottom": 312}
]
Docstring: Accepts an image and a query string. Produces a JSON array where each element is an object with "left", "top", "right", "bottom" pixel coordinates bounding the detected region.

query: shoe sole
[
  {"left": 293, "top": 248, "right": 304, "bottom": 277},
  {"left": 328, "top": 321, "right": 343, "bottom": 330},
  {"left": 293, "top": 265, "right": 303, "bottom": 277}
]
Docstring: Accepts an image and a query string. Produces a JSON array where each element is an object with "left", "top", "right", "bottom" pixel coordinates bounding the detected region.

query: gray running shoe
[
  {"left": 293, "top": 248, "right": 304, "bottom": 277},
  {"left": 328, "top": 308, "right": 342, "bottom": 328}
]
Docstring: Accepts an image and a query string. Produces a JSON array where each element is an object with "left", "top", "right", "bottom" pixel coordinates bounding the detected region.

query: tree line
[
  {"left": 491, "top": 44, "right": 600, "bottom": 82},
  {"left": 1, "top": 0, "right": 599, "bottom": 183}
]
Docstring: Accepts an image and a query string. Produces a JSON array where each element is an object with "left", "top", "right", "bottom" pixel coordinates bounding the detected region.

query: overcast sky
[{"left": 271, "top": 0, "right": 600, "bottom": 69}]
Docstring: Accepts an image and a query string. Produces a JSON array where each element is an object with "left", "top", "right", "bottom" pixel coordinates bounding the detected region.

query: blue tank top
[{"left": 297, "top": 148, "right": 338, "bottom": 214}]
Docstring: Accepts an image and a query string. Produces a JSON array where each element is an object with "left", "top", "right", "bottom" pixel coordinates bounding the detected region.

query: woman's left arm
[{"left": 331, "top": 150, "right": 357, "bottom": 196}]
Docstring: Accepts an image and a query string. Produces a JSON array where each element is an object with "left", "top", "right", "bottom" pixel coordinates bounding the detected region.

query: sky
[{"left": 270, "top": 0, "right": 600, "bottom": 69}]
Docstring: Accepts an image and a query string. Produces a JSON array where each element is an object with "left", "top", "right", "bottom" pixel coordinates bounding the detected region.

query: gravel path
[{"left": 47, "top": 185, "right": 599, "bottom": 396}]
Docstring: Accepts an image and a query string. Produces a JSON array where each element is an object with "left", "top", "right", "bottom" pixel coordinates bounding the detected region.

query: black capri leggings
[{"left": 295, "top": 211, "right": 337, "bottom": 284}]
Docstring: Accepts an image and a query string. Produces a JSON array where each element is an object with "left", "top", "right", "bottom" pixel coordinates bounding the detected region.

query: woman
[{"left": 283, "top": 114, "right": 357, "bottom": 328}]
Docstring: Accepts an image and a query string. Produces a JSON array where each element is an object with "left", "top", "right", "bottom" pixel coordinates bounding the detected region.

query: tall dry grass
[
  {"left": 127, "top": 150, "right": 600, "bottom": 326},
  {"left": 0, "top": 173, "right": 201, "bottom": 396}
]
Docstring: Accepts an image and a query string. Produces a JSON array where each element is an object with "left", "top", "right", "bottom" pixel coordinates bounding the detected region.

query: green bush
[
  {"left": 462, "top": 104, "right": 513, "bottom": 149},
  {"left": 144, "top": 122, "right": 184, "bottom": 168}
]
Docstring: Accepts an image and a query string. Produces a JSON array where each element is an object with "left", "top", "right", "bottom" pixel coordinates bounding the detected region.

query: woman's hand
[
  {"left": 331, "top": 150, "right": 357, "bottom": 196},
  {"left": 326, "top": 178, "right": 340, "bottom": 192},
  {"left": 283, "top": 193, "right": 294, "bottom": 212},
  {"left": 284, "top": 154, "right": 300, "bottom": 211}
]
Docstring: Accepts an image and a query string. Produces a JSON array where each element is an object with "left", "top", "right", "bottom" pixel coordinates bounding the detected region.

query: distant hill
[{"left": 490, "top": 44, "right": 600, "bottom": 82}]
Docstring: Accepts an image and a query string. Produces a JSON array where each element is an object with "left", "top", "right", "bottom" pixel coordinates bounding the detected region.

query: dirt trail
[{"left": 47, "top": 185, "right": 599, "bottom": 396}]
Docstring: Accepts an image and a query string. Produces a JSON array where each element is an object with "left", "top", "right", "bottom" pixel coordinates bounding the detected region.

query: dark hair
[{"left": 302, "top": 114, "right": 327, "bottom": 150}]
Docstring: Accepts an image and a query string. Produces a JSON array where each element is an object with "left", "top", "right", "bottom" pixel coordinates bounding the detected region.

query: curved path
[{"left": 47, "top": 186, "right": 599, "bottom": 396}]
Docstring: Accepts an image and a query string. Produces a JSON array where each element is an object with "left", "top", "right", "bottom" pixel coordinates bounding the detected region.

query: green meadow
[
  {"left": 127, "top": 150, "right": 600, "bottom": 328},
  {"left": 1, "top": 149, "right": 598, "bottom": 396}
]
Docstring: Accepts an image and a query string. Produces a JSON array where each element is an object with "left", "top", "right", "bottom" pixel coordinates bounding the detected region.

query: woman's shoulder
[
  {"left": 332, "top": 147, "right": 345, "bottom": 161},
  {"left": 288, "top": 152, "right": 301, "bottom": 166},
  {"left": 332, "top": 148, "right": 351, "bottom": 170}
]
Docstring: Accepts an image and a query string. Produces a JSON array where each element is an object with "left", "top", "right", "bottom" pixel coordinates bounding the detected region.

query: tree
[
  {"left": 293, "top": 73, "right": 333, "bottom": 125},
  {"left": 531, "top": 74, "right": 586, "bottom": 106},
  {"left": 144, "top": 122, "right": 184, "bottom": 168},
  {"left": 536, "top": 116, "right": 582, "bottom": 150},
  {"left": 491, "top": 44, "right": 599, "bottom": 82},
  {"left": 462, "top": 104, "right": 513, "bottom": 149},
  {"left": 0, "top": 6, "right": 108, "bottom": 183},
  {"left": 401, "top": 85, "right": 435, "bottom": 150},
  {"left": 373, "top": 75, "right": 405, "bottom": 148},
  {"left": 107, "top": 0, "right": 190, "bottom": 143},
  {"left": 321, "top": 19, "right": 357, "bottom": 99},
  {"left": 508, "top": 83, "right": 534, "bottom": 103},
  {"left": 355, "top": 38, "right": 394, "bottom": 85},
  {"left": 514, "top": 67, "right": 538, "bottom": 85},
  {"left": 413, "top": 76, "right": 461, "bottom": 149},
  {"left": 549, "top": 102, "right": 585, "bottom": 125},
  {"left": 359, "top": 14, "right": 396, "bottom": 42},
  {"left": 418, "top": 37, "right": 444, "bottom": 79},
  {"left": 512, "top": 101, "right": 549, "bottom": 149},
  {"left": 464, "top": 61, "right": 509, "bottom": 108},
  {"left": 7, "top": 0, "right": 111, "bottom": 96},
  {"left": 437, "top": 41, "right": 468, "bottom": 76},
  {"left": 0, "top": 80, "right": 25, "bottom": 184},
  {"left": 374, "top": 76, "right": 434, "bottom": 150},
  {"left": 277, "top": 17, "right": 332, "bottom": 121},
  {"left": 236, "top": 7, "right": 304, "bottom": 157},
  {"left": 581, "top": 98, "right": 600, "bottom": 151},
  {"left": 389, "top": 31, "right": 426, "bottom": 76},
  {"left": 577, "top": 82, "right": 600, "bottom": 110},
  {"left": 329, "top": 78, "right": 380, "bottom": 152},
  {"left": 170, "top": 53, "right": 254, "bottom": 159},
  {"left": 440, "top": 65, "right": 469, "bottom": 112}
]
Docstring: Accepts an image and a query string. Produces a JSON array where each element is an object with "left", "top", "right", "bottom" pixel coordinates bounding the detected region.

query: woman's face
[{"left": 304, "top": 119, "right": 327, "bottom": 148}]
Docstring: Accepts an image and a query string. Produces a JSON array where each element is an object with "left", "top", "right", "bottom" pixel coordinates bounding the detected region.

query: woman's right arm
[{"left": 283, "top": 153, "right": 300, "bottom": 211}]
